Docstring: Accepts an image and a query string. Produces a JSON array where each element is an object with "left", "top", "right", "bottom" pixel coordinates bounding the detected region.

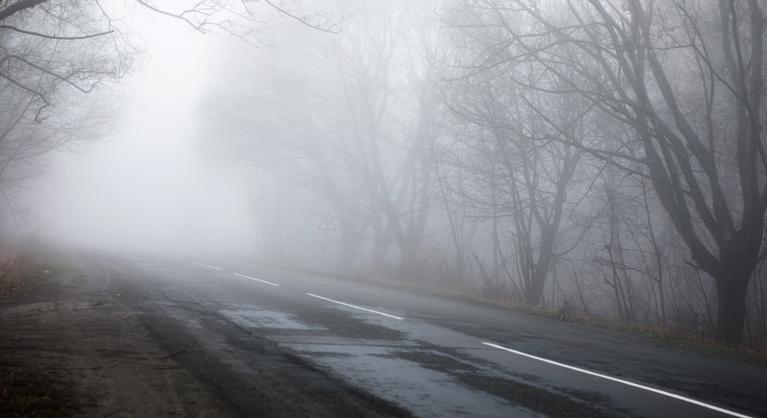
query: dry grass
[
  {"left": 431, "top": 288, "right": 767, "bottom": 364},
  {"left": 432, "top": 288, "right": 767, "bottom": 364},
  {"left": 584, "top": 318, "right": 767, "bottom": 364}
]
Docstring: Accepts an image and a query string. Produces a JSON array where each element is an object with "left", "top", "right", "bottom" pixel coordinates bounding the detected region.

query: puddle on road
[{"left": 219, "top": 307, "right": 322, "bottom": 331}]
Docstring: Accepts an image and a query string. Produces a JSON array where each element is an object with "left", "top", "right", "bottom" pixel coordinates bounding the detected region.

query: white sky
[{"left": 29, "top": 7, "right": 256, "bottom": 257}]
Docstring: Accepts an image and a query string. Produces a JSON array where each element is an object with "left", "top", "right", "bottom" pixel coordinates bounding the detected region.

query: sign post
[{"left": 318, "top": 215, "right": 337, "bottom": 269}]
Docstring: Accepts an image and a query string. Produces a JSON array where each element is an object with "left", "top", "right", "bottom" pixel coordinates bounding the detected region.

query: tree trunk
[
  {"left": 524, "top": 255, "right": 552, "bottom": 306},
  {"left": 524, "top": 274, "right": 546, "bottom": 305},
  {"left": 335, "top": 227, "right": 361, "bottom": 275},
  {"left": 715, "top": 273, "right": 750, "bottom": 345},
  {"left": 370, "top": 215, "right": 391, "bottom": 276},
  {"left": 523, "top": 226, "right": 556, "bottom": 306}
]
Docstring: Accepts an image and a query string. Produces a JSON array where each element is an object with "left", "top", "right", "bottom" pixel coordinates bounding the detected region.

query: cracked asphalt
[{"left": 87, "top": 251, "right": 766, "bottom": 417}]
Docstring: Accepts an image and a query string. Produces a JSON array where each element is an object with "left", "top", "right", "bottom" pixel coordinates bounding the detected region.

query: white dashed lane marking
[
  {"left": 233, "top": 272, "right": 280, "bottom": 287},
  {"left": 194, "top": 262, "right": 223, "bottom": 271},
  {"left": 306, "top": 293, "right": 404, "bottom": 320},
  {"left": 482, "top": 342, "right": 751, "bottom": 418}
]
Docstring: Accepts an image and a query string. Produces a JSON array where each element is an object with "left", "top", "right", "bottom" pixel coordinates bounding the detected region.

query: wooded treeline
[
  {"left": 200, "top": 0, "right": 767, "bottom": 347},
  {"left": 1, "top": 0, "right": 766, "bottom": 348}
]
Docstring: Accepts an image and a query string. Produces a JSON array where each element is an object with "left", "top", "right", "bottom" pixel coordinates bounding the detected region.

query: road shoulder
[
  {"left": 0, "top": 256, "right": 239, "bottom": 417},
  {"left": 0, "top": 252, "right": 414, "bottom": 417}
]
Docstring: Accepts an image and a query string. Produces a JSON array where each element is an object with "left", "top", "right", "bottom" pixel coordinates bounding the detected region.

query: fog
[
  {"left": 28, "top": 9, "right": 254, "bottom": 257},
  {"left": 2, "top": 0, "right": 767, "bottom": 350}
]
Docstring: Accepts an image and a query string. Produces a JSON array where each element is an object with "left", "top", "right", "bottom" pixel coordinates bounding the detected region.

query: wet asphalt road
[{"left": 93, "top": 252, "right": 766, "bottom": 418}]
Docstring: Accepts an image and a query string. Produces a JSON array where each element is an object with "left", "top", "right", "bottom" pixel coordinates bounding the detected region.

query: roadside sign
[{"left": 318, "top": 215, "right": 337, "bottom": 232}]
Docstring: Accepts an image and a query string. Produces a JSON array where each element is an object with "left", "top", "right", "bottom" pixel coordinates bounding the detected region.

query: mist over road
[
  {"left": 4, "top": 2, "right": 767, "bottom": 416},
  {"left": 91, "top": 251, "right": 765, "bottom": 418}
]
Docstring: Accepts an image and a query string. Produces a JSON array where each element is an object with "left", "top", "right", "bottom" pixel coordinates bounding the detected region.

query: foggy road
[
  {"left": 4, "top": 1, "right": 767, "bottom": 416},
  {"left": 93, "top": 252, "right": 765, "bottom": 418}
]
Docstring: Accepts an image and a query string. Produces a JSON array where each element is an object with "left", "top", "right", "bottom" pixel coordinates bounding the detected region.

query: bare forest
[
  {"left": 200, "top": 0, "right": 767, "bottom": 349},
  {"left": 3, "top": 0, "right": 767, "bottom": 350}
]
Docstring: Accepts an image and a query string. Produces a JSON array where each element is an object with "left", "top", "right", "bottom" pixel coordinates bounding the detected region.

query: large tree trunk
[
  {"left": 523, "top": 223, "right": 559, "bottom": 306},
  {"left": 524, "top": 275, "right": 546, "bottom": 306},
  {"left": 714, "top": 271, "right": 751, "bottom": 344}
]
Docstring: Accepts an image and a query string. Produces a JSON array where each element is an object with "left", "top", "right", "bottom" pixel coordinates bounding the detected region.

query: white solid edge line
[
  {"left": 194, "top": 262, "right": 223, "bottom": 271},
  {"left": 481, "top": 342, "right": 751, "bottom": 418},
  {"left": 233, "top": 272, "right": 280, "bottom": 287},
  {"left": 306, "top": 293, "right": 404, "bottom": 320}
]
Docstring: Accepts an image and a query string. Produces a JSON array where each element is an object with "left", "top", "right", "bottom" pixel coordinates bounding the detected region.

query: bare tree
[
  {"left": 297, "top": 0, "right": 443, "bottom": 278},
  {"left": 441, "top": 58, "right": 594, "bottom": 305},
  {"left": 450, "top": 0, "right": 767, "bottom": 344}
]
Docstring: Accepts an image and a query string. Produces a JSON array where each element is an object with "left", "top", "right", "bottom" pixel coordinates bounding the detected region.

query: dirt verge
[
  {"left": 0, "top": 255, "right": 241, "bottom": 417},
  {"left": 0, "top": 250, "right": 415, "bottom": 417}
]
